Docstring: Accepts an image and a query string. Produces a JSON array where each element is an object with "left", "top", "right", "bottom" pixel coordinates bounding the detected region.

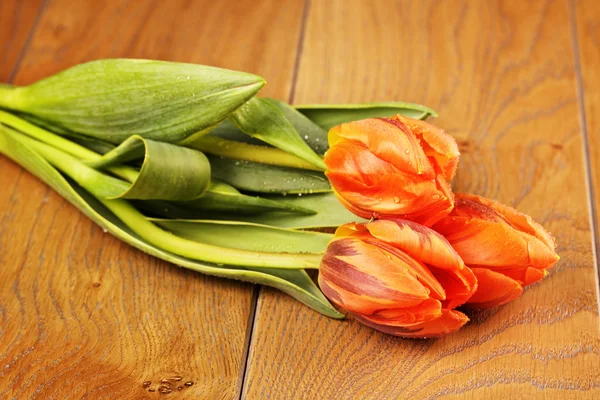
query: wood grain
[
  {"left": 574, "top": 0, "right": 600, "bottom": 262},
  {"left": 0, "top": 0, "right": 304, "bottom": 398},
  {"left": 0, "top": 0, "right": 45, "bottom": 82},
  {"left": 243, "top": 0, "right": 600, "bottom": 399}
]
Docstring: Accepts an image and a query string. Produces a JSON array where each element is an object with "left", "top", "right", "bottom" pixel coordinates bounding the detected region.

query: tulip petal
[
  {"left": 359, "top": 219, "right": 477, "bottom": 307},
  {"left": 429, "top": 266, "right": 478, "bottom": 309},
  {"left": 366, "top": 298, "right": 443, "bottom": 325},
  {"left": 436, "top": 194, "right": 560, "bottom": 269},
  {"left": 352, "top": 309, "right": 469, "bottom": 338},
  {"left": 319, "top": 276, "right": 422, "bottom": 315},
  {"left": 319, "top": 238, "right": 431, "bottom": 314},
  {"left": 434, "top": 214, "right": 559, "bottom": 269},
  {"left": 491, "top": 266, "right": 548, "bottom": 286},
  {"left": 325, "top": 141, "right": 399, "bottom": 187},
  {"left": 327, "top": 169, "right": 452, "bottom": 224},
  {"left": 364, "top": 219, "right": 464, "bottom": 271},
  {"left": 325, "top": 141, "right": 451, "bottom": 223},
  {"left": 363, "top": 238, "right": 447, "bottom": 301},
  {"left": 328, "top": 117, "right": 433, "bottom": 177},
  {"left": 465, "top": 268, "right": 523, "bottom": 308},
  {"left": 457, "top": 193, "right": 556, "bottom": 251},
  {"left": 394, "top": 115, "right": 460, "bottom": 181},
  {"left": 325, "top": 116, "right": 456, "bottom": 225}
]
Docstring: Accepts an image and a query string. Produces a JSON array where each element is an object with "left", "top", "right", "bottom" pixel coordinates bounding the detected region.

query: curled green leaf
[{"left": 88, "top": 135, "right": 211, "bottom": 201}]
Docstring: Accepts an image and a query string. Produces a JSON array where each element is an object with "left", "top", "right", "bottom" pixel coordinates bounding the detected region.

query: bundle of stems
[{"left": 0, "top": 59, "right": 436, "bottom": 317}]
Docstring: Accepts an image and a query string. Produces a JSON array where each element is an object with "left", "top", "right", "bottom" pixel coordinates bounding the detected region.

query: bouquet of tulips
[
  {"left": 0, "top": 59, "right": 559, "bottom": 338},
  {"left": 320, "top": 117, "right": 559, "bottom": 337}
]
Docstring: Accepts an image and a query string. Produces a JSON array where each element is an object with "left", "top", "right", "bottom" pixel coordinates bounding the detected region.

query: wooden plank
[
  {"left": 0, "top": 0, "right": 305, "bottom": 398},
  {"left": 243, "top": 0, "right": 600, "bottom": 399},
  {"left": 574, "top": 0, "right": 600, "bottom": 260},
  {"left": 0, "top": 0, "right": 44, "bottom": 81}
]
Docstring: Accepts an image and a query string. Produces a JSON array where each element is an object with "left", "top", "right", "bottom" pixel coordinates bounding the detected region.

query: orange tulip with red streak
[
  {"left": 324, "top": 115, "right": 460, "bottom": 226},
  {"left": 318, "top": 219, "right": 477, "bottom": 338},
  {"left": 432, "top": 193, "right": 560, "bottom": 308}
]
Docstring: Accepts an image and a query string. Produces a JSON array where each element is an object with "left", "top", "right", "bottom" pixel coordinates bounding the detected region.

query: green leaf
[
  {"left": 205, "top": 119, "right": 263, "bottom": 144},
  {"left": 208, "top": 155, "right": 331, "bottom": 194},
  {"left": 208, "top": 193, "right": 366, "bottom": 229},
  {"left": 230, "top": 97, "right": 326, "bottom": 170},
  {"left": 257, "top": 268, "right": 337, "bottom": 315},
  {"left": 189, "top": 99, "right": 436, "bottom": 165},
  {"left": 152, "top": 219, "right": 331, "bottom": 253},
  {"left": 295, "top": 102, "right": 438, "bottom": 130},
  {"left": 268, "top": 99, "right": 328, "bottom": 154},
  {"left": 68, "top": 135, "right": 116, "bottom": 155},
  {"left": 3, "top": 128, "right": 321, "bottom": 270},
  {"left": 142, "top": 181, "right": 318, "bottom": 216},
  {"left": 88, "top": 135, "right": 211, "bottom": 201},
  {"left": 16, "top": 112, "right": 118, "bottom": 155},
  {"left": 0, "top": 111, "right": 313, "bottom": 214},
  {"left": 0, "top": 126, "right": 341, "bottom": 318},
  {"left": 0, "top": 59, "right": 265, "bottom": 144},
  {"left": 185, "top": 190, "right": 317, "bottom": 215}
]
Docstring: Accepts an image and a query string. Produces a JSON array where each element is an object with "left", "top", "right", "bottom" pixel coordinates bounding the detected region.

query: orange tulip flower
[
  {"left": 324, "top": 115, "right": 460, "bottom": 226},
  {"left": 318, "top": 219, "right": 477, "bottom": 338},
  {"left": 432, "top": 193, "right": 560, "bottom": 308}
]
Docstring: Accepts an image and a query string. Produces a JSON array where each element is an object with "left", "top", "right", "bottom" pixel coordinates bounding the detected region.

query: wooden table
[{"left": 1, "top": 0, "right": 599, "bottom": 398}]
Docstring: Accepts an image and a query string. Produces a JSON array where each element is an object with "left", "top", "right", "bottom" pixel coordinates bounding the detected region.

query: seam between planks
[
  {"left": 7, "top": 0, "right": 49, "bottom": 83},
  {"left": 236, "top": 0, "right": 313, "bottom": 398},
  {"left": 288, "top": 0, "right": 311, "bottom": 106},
  {"left": 235, "top": 286, "right": 260, "bottom": 398},
  {"left": 568, "top": 0, "right": 600, "bottom": 314}
]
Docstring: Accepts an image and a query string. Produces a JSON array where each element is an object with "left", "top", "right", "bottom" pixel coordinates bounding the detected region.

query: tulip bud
[
  {"left": 318, "top": 219, "right": 477, "bottom": 338},
  {"left": 432, "top": 193, "right": 560, "bottom": 308},
  {"left": 324, "top": 115, "right": 459, "bottom": 226}
]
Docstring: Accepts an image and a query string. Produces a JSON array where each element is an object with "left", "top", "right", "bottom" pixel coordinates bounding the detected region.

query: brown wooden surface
[
  {"left": 243, "top": 0, "right": 600, "bottom": 399},
  {"left": 575, "top": 0, "right": 600, "bottom": 267},
  {"left": 0, "top": 0, "right": 44, "bottom": 82},
  {"left": 1, "top": 0, "right": 599, "bottom": 399},
  {"left": 0, "top": 0, "right": 304, "bottom": 398}
]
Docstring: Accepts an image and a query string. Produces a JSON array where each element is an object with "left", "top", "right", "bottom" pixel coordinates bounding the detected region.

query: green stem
[
  {"left": 0, "top": 112, "right": 314, "bottom": 215},
  {"left": 0, "top": 109, "right": 138, "bottom": 182},
  {"left": 101, "top": 199, "right": 321, "bottom": 268},
  {"left": 8, "top": 128, "right": 322, "bottom": 269},
  {"left": 184, "top": 135, "right": 323, "bottom": 171},
  {"left": 0, "top": 84, "right": 19, "bottom": 110}
]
